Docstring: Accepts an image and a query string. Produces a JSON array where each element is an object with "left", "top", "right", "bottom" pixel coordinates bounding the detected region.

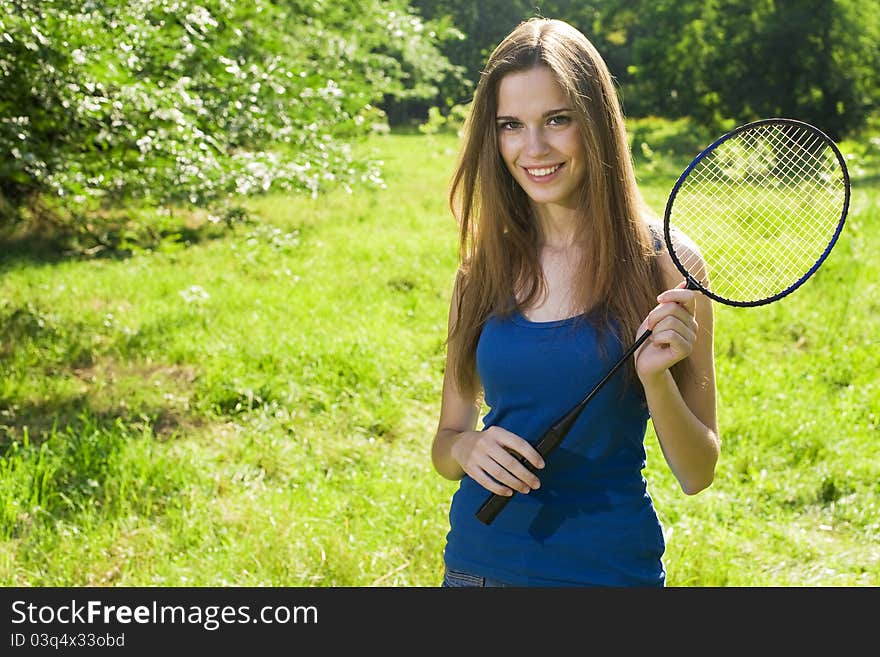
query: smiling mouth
[{"left": 523, "top": 163, "right": 563, "bottom": 178}]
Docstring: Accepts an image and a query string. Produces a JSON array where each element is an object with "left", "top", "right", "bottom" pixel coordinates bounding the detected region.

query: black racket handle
[
  {"left": 474, "top": 485, "right": 519, "bottom": 525},
  {"left": 475, "top": 327, "right": 654, "bottom": 525},
  {"left": 474, "top": 426, "right": 563, "bottom": 525}
]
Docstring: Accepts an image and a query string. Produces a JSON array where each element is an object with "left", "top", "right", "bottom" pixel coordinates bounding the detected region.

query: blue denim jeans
[{"left": 441, "top": 568, "right": 515, "bottom": 587}]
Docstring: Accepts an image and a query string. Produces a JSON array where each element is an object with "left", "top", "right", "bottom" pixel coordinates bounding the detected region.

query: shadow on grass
[
  {"left": 0, "top": 223, "right": 235, "bottom": 272},
  {"left": 0, "top": 392, "right": 202, "bottom": 451},
  {"left": 0, "top": 202, "right": 245, "bottom": 273},
  {"left": 0, "top": 357, "right": 206, "bottom": 452}
]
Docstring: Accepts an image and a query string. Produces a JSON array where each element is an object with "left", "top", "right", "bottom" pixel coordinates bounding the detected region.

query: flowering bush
[{"left": 0, "top": 0, "right": 455, "bottom": 231}]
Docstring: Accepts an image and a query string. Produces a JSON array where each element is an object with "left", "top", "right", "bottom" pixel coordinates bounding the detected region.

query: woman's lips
[{"left": 522, "top": 163, "right": 564, "bottom": 182}]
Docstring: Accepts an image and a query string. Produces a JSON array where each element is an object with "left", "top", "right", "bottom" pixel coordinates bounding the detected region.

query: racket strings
[{"left": 669, "top": 123, "right": 847, "bottom": 303}]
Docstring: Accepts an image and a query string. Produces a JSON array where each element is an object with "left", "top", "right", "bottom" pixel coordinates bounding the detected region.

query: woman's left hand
[{"left": 634, "top": 281, "right": 699, "bottom": 383}]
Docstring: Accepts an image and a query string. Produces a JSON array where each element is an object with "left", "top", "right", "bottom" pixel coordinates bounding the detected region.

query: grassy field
[{"left": 0, "top": 120, "right": 878, "bottom": 586}]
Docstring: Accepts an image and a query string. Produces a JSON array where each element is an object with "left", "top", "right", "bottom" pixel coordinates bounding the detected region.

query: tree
[
  {"left": 411, "top": 0, "right": 880, "bottom": 138},
  {"left": 628, "top": 0, "right": 880, "bottom": 138},
  {"left": 0, "top": 0, "right": 455, "bottom": 228}
]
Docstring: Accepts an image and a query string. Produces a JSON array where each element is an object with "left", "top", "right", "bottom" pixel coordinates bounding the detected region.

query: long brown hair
[{"left": 447, "top": 17, "right": 666, "bottom": 398}]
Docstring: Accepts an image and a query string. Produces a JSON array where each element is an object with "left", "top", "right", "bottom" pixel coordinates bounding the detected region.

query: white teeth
[{"left": 526, "top": 165, "right": 561, "bottom": 177}]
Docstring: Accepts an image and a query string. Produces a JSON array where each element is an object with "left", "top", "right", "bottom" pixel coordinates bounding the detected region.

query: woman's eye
[
  {"left": 498, "top": 121, "right": 521, "bottom": 131},
  {"left": 548, "top": 115, "right": 571, "bottom": 126}
]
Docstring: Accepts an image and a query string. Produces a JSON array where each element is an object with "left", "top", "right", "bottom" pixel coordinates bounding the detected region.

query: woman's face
[{"left": 496, "top": 66, "right": 587, "bottom": 212}]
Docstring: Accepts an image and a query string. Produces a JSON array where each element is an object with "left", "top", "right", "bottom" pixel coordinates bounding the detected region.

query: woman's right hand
[{"left": 451, "top": 426, "right": 545, "bottom": 496}]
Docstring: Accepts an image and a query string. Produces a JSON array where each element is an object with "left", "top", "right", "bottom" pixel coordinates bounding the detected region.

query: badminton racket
[{"left": 476, "top": 117, "right": 850, "bottom": 525}]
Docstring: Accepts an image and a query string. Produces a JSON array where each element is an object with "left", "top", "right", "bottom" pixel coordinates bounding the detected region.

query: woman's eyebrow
[{"left": 495, "top": 108, "right": 572, "bottom": 121}]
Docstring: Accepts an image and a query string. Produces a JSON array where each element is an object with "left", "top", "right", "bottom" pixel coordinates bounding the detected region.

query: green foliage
[
  {"left": 627, "top": 0, "right": 880, "bottom": 139},
  {"left": 411, "top": 1, "right": 880, "bottom": 139},
  {"left": 0, "top": 0, "right": 454, "bottom": 229},
  {"left": 409, "top": 0, "right": 533, "bottom": 100},
  {"left": 417, "top": 102, "right": 469, "bottom": 135}
]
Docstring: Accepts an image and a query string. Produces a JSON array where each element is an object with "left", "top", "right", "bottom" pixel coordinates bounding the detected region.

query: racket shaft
[{"left": 475, "top": 328, "right": 653, "bottom": 525}]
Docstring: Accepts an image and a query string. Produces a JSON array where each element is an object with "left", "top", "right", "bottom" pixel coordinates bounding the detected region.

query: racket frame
[{"left": 663, "top": 117, "right": 850, "bottom": 307}]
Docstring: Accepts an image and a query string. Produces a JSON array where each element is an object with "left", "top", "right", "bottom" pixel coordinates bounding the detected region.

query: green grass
[{"left": 0, "top": 122, "right": 878, "bottom": 586}]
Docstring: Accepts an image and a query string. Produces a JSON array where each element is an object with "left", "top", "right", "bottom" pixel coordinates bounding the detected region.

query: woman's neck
[{"left": 532, "top": 202, "right": 580, "bottom": 249}]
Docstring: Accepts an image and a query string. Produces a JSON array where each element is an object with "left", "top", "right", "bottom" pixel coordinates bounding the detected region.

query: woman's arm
[
  {"left": 635, "top": 245, "right": 720, "bottom": 495},
  {"left": 431, "top": 273, "right": 544, "bottom": 496}
]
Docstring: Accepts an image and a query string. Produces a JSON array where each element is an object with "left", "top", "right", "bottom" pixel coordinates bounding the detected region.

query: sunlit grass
[{"left": 0, "top": 122, "right": 877, "bottom": 586}]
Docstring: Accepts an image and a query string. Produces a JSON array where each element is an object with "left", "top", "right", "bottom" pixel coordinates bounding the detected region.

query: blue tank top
[{"left": 443, "top": 309, "right": 666, "bottom": 586}]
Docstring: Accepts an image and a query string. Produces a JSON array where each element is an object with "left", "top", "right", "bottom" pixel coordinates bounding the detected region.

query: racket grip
[
  {"left": 475, "top": 491, "right": 513, "bottom": 525},
  {"left": 474, "top": 455, "right": 542, "bottom": 525}
]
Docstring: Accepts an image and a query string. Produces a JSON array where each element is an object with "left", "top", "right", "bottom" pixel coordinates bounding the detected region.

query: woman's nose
[{"left": 524, "top": 127, "right": 550, "bottom": 158}]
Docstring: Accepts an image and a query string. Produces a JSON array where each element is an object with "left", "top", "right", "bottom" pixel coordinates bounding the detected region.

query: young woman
[{"left": 431, "top": 17, "right": 720, "bottom": 587}]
